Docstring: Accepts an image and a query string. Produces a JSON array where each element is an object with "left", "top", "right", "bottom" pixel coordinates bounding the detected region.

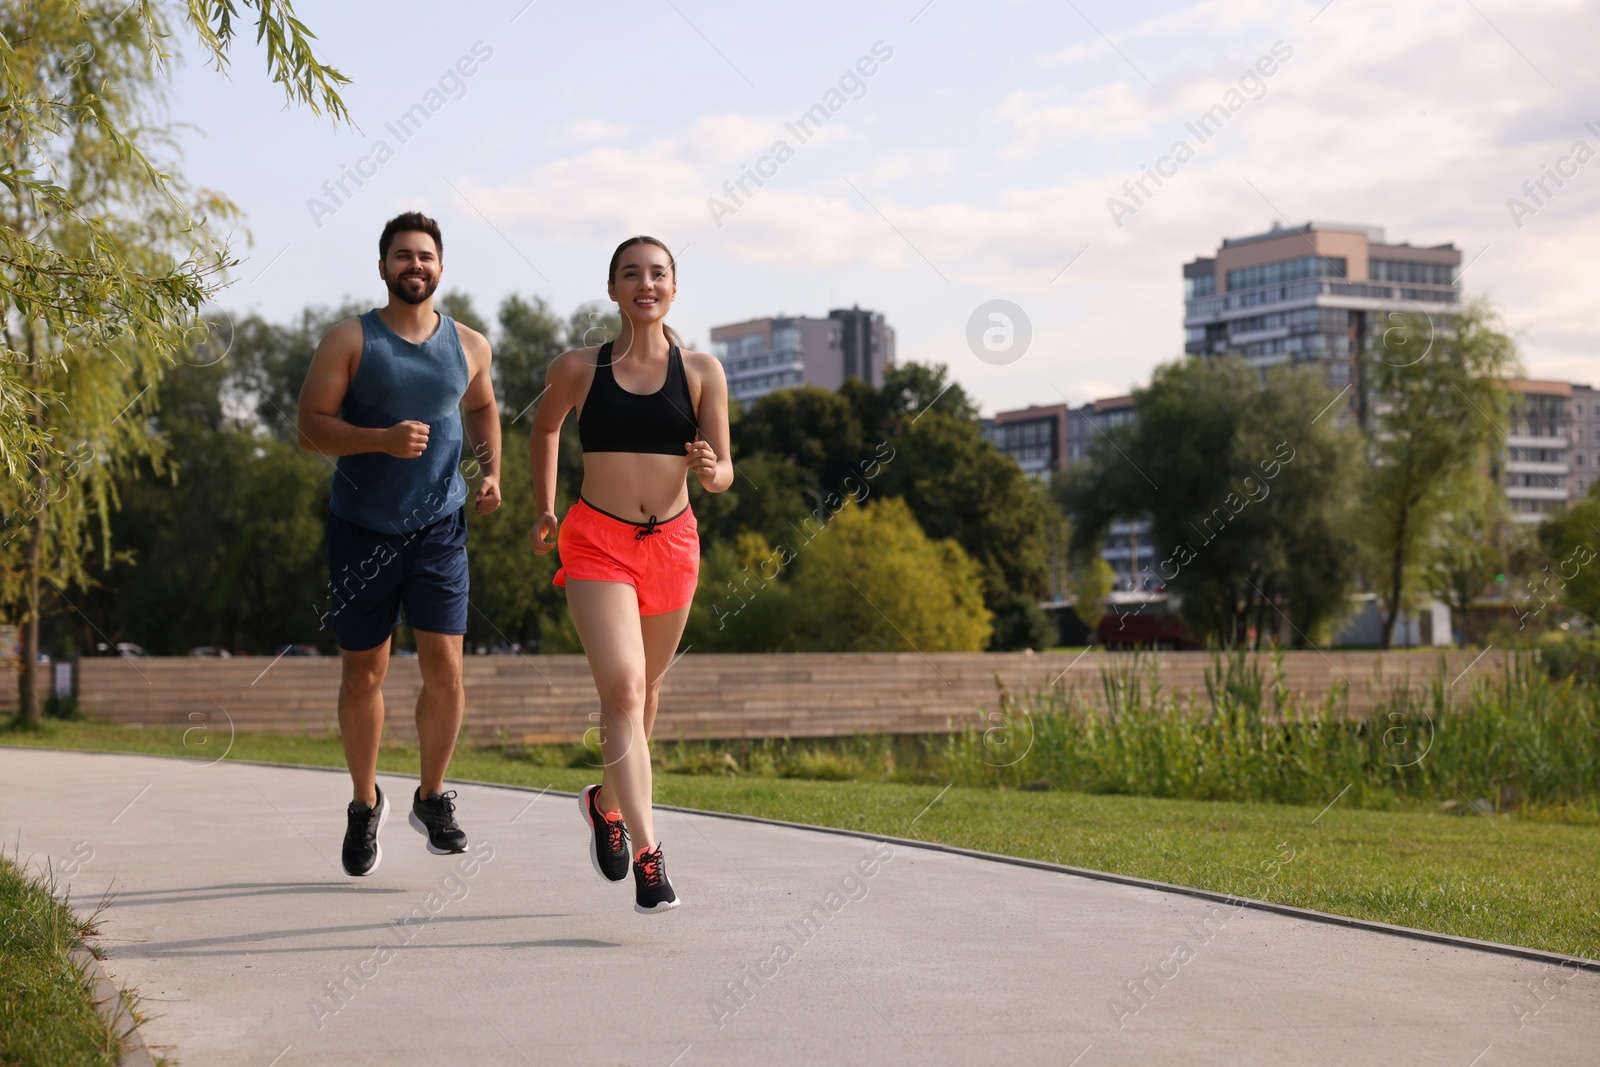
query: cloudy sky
[{"left": 167, "top": 0, "right": 1599, "bottom": 414}]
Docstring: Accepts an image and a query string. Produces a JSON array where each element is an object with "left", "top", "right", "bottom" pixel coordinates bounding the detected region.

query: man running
[{"left": 296, "top": 210, "right": 501, "bottom": 876}]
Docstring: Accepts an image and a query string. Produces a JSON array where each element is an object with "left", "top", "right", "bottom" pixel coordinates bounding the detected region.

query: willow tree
[
  {"left": 1356, "top": 300, "right": 1519, "bottom": 648},
  {"left": 2, "top": 0, "right": 348, "bottom": 723}
]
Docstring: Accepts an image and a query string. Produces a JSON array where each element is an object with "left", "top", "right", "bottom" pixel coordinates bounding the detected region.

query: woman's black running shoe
[
  {"left": 342, "top": 785, "right": 388, "bottom": 876},
  {"left": 409, "top": 787, "right": 468, "bottom": 855},
  {"left": 632, "top": 843, "right": 680, "bottom": 913},
  {"left": 580, "top": 785, "right": 630, "bottom": 882}
]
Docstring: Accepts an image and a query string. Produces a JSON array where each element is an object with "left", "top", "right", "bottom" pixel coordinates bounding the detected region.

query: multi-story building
[
  {"left": 983, "top": 395, "right": 1155, "bottom": 589},
  {"left": 1502, "top": 379, "right": 1599, "bottom": 521},
  {"left": 1183, "top": 221, "right": 1461, "bottom": 398},
  {"left": 982, "top": 403, "right": 1068, "bottom": 478},
  {"left": 1504, "top": 380, "right": 1571, "bottom": 523},
  {"left": 709, "top": 306, "right": 895, "bottom": 408},
  {"left": 1572, "top": 383, "right": 1599, "bottom": 500}
]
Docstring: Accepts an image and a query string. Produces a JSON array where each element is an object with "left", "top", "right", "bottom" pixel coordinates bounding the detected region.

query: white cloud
[
  {"left": 178, "top": 0, "right": 1600, "bottom": 398},
  {"left": 549, "top": 117, "right": 637, "bottom": 146}
]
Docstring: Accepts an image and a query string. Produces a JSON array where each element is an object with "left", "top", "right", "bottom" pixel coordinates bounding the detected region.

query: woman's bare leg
[
  {"left": 639, "top": 603, "right": 692, "bottom": 741},
  {"left": 565, "top": 580, "right": 658, "bottom": 850}
]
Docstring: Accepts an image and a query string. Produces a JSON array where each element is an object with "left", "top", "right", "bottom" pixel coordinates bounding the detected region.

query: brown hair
[
  {"left": 379, "top": 211, "right": 443, "bottom": 262},
  {"left": 608, "top": 235, "right": 683, "bottom": 348}
]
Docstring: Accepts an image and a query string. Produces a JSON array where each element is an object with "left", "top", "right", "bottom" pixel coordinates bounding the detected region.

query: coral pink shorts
[{"left": 552, "top": 496, "right": 700, "bottom": 615}]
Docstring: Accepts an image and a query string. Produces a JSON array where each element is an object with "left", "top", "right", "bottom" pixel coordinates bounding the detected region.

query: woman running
[{"left": 528, "top": 236, "right": 732, "bottom": 913}]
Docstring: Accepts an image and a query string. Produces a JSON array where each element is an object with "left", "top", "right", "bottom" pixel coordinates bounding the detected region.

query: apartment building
[
  {"left": 1571, "top": 382, "right": 1599, "bottom": 501},
  {"left": 1504, "top": 379, "right": 1600, "bottom": 522},
  {"left": 983, "top": 395, "right": 1155, "bottom": 588},
  {"left": 1183, "top": 221, "right": 1461, "bottom": 399},
  {"left": 709, "top": 306, "right": 895, "bottom": 408}
]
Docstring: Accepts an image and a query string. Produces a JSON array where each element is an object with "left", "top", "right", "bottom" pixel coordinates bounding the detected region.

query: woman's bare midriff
[{"left": 579, "top": 452, "right": 692, "bottom": 522}]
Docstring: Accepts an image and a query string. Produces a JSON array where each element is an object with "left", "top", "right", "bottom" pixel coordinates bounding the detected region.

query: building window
[
  {"left": 1368, "top": 259, "right": 1456, "bottom": 286},
  {"left": 1225, "top": 255, "right": 1347, "bottom": 292},
  {"left": 1185, "top": 273, "right": 1216, "bottom": 299}
]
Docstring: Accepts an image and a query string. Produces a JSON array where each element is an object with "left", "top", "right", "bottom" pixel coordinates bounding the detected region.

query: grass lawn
[
  {"left": 4, "top": 719, "right": 1598, "bottom": 961},
  {"left": 0, "top": 850, "right": 122, "bottom": 1067}
]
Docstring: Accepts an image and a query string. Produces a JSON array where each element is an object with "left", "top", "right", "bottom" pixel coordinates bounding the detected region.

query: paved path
[{"left": 3, "top": 748, "right": 1596, "bottom": 1066}]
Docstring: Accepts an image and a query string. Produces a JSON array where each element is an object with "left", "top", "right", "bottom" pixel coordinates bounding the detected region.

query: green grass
[
  {"left": 930, "top": 651, "right": 1600, "bottom": 811},
  {"left": 0, "top": 850, "right": 121, "bottom": 1067},
  {"left": 5, "top": 717, "right": 1598, "bottom": 960}
]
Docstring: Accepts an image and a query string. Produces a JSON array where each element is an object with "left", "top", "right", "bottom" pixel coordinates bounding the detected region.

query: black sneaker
[
  {"left": 342, "top": 785, "right": 388, "bottom": 876},
  {"left": 580, "top": 785, "right": 630, "bottom": 882},
  {"left": 409, "top": 787, "right": 468, "bottom": 855},
  {"left": 632, "top": 843, "right": 680, "bottom": 913}
]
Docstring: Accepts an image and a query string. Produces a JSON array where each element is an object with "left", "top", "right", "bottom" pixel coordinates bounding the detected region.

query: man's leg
[
  {"left": 338, "top": 641, "right": 391, "bottom": 806},
  {"left": 413, "top": 629, "right": 465, "bottom": 796}
]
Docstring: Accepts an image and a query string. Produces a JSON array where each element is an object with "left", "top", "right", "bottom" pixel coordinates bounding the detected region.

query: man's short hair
[{"left": 379, "top": 211, "right": 443, "bottom": 261}]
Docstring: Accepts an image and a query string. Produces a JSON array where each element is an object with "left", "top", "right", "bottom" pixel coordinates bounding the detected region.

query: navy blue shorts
[{"left": 323, "top": 507, "right": 469, "bottom": 651}]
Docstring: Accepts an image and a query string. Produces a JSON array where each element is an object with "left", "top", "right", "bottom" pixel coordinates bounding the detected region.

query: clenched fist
[
  {"left": 529, "top": 512, "right": 558, "bottom": 554},
  {"left": 384, "top": 420, "right": 430, "bottom": 458},
  {"left": 686, "top": 438, "right": 718, "bottom": 487}
]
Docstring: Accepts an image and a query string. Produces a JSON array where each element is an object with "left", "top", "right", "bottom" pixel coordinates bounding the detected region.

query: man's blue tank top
[{"left": 329, "top": 310, "right": 470, "bottom": 534}]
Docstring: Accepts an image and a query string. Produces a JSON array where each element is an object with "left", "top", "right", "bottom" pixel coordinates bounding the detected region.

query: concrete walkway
[{"left": 3, "top": 748, "right": 1596, "bottom": 1067}]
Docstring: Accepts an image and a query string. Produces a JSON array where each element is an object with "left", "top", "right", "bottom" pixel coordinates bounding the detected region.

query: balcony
[
  {"left": 1506, "top": 433, "right": 1569, "bottom": 450},
  {"left": 1504, "top": 462, "right": 1568, "bottom": 478},
  {"left": 1505, "top": 485, "right": 1569, "bottom": 501}
]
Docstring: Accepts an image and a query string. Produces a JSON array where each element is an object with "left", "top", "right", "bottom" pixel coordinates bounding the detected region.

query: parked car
[
  {"left": 191, "top": 646, "right": 232, "bottom": 658},
  {"left": 274, "top": 643, "right": 323, "bottom": 657},
  {"left": 96, "top": 642, "right": 148, "bottom": 657}
]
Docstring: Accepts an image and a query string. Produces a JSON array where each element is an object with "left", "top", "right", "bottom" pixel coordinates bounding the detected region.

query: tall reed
[{"left": 934, "top": 651, "right": 1600, "bottom": 810}]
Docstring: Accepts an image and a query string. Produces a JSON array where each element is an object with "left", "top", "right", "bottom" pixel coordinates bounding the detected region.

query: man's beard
[{"left": 385, "top": 268, "right": 438, "bottom": 305}]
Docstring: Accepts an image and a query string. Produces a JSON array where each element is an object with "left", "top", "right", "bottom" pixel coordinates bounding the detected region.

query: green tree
[
  {"left": 1535, "top": 485, "right": 1600, "bottom": 630},
  {"left": 682, "top": 531, "right": 798, "bottom": 653},
  {"left": 1069, "top": 556, "right": 1115, "bottom": 634},
  {"left": 688, "top": 451, "right": 818, "bottom": 557},
  {"left": 737, "top": 385, "right": 872, "bottom": 494},
  {"left": 232, "top": 303, "right": 362, "bottom": 442},
  {"left": 564, "top": 301, "right": 620, "bottom": 351},
  {"left": 876, "top": 409, "right": 1053, "bottom": 648},
  {"left": 438, "top": 291, "right": 488, "bottom": 334},
  {"left": 879, "top": 361, "right": 979, "bottom": 422},
  {"left": 786, "top": 496, "right": 992, "bottom": 652},
  {"left": 1357, "top": 301, "right": 1519, "bottom": 648},
  {"left": 705, "top": 362, "right": 1045, "bottom": 649},
  {"left": 2, "top": 0, "right": 347, "bottom": 721},
  {"left": 59, "top": 356, "right": 330, "bottom": 655},
  {"left": 0, "top": 0, "right": 348, "bottom": 471},
  {"left": 463, "top": 422, "right": 565, "bottom": 652},
  {"left": 1065, "top": 356, "right": 1361, "bottom": 648},
  {"left": 494, "top": 293, "right": 566, "bottom": 423},
  {"left": 1424, "top": 470, "right": 1514, "bottom": 643}
]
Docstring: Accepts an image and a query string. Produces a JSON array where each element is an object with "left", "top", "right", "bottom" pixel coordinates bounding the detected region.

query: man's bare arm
[
  {"left": 296, "top": 317, "right": 427, "bottom": 458},
  {"left": 458, "top": 324, "right": 502, "bottom": 514}
]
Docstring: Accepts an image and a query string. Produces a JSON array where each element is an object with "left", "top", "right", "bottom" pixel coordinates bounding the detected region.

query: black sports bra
[{"left": 577, "top": 341, "right": 701, "bottom": 455}]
